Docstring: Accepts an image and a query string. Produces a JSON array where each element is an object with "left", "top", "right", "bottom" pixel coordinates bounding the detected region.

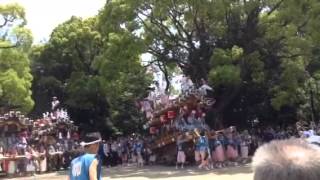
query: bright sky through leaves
[{"left": 0, "top": 0, "right": 105, "bottom": 43}]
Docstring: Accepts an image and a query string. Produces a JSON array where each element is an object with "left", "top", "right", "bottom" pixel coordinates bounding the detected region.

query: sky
[{"left": 0, "top": 0, "right": 106, "bottom": 43}]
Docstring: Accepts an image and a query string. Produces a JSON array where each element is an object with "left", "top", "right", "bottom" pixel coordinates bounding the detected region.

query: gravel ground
[{"left": 9, "top": 164, "right": 253, "bottom": 180}]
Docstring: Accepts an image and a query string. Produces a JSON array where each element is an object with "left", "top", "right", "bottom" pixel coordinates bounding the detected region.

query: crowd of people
[
  {"left": 1, "top": 118, "right": 319, "bottom": 179},
  {"left": 174, "top": 125, "right": 301, "bottom": 170},
  {"left": 70, "top": 134, "right": 320, "bottom": 180},
  {"left": 0, "top": 131, "right": 82, "bottom": 176},
  {"left": 0, "top": 97, "right": 81, "bottom": 177},
  {"left": 98, "top": 136, "right": 157, "bottom": 168},
  {"left": 95, "top": 124, "right": 309, "bottom": 170},
  {"left": 134, "top": 75, "right": 318, "bottom": 171},
  {"left": 1, "top": 80, "right": 320, "bottom": 180}
]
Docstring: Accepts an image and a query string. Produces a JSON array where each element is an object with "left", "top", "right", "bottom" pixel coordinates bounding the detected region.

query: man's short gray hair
[{"left": 253, "top": 139, "right": 320, "bottom": 180}]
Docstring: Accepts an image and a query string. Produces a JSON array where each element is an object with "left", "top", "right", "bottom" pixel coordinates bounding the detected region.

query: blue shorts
[{"left": 199, "top": 146, "right": 207, "bottom": 151}]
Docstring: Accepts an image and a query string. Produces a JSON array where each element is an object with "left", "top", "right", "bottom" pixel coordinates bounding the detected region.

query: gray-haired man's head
[{"left": 253, "top": 139, "right": 320, "bottom": 180}]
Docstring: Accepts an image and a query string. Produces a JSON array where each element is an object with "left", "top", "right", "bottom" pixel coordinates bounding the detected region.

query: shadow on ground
[
  {"left": 106, "top": 165, "right": 253, "bottom": 179},
  {"left": 12, "top": 164, "right": 253, "bottom": 180}
]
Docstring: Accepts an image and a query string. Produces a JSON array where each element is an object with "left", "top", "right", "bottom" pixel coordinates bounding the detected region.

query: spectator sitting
[{"left": 252, "top": 139, "right": 320, "bottom": 180}]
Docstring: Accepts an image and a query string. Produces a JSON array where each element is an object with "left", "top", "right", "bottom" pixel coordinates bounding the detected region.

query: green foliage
[
  {"left": 209, "top": 65, "right": 241, "bottom": 87},
  {"left": 0, "top": 3, "right": 34, "bottom": 112},
  {"left": 209, "top": 46, "right": 242, "bottom": 87},
  {"left": 0, "top": 3, "right": 31, "bottom": 48},
  {"left": 94, "top": 0, "right": 320, "bottom": 126},
  {"left": 30, "top": 0, "right": 320, "bottom": 130},
  {"left": 98, "top": 3, "right": 152, "bottom": 133},
  {"left": 0, "top": 3, "right": 25, "bottom": 23},
  {"left": 0, "top": 49, "right": 34, "bottom": 112},
  {"left": 31, "top": 15, "right": 151, "bottom": 134}
]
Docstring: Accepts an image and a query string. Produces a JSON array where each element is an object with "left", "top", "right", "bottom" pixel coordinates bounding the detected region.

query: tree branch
[
  {"left": 0, "top": 15, "right": 18, "bottom": 28},
  {"left": 137, "top": 13, "right": 189, "bottom": 50},
  {"left": 147, "top": 47, "right": 188, "bottom": 67},
  {"left": 167, "top": 6, "right": 195, "bottom": 50},
  {"left": 156, "top": 60, "right": 171, "bottom": 93},
  {"left": 0, "top": 44, "right": 17, "bottom": 49},
  {"left": 0, "top": 18, "right": 9, "bottom": 28},
  {"left": 267, "top": 0, "right": 285, "bottom": 16}
]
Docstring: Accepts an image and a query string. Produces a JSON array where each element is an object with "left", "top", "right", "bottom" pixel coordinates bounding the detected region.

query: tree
[
  {"left": 31, "top": 16, "right": 151, "bottom": 134},
  {"left": 98, "top": 0, "right": 320, "bottom": 127},
  {"left": 0, "top": 3, "right": 32, "bottom": 49},
  {"left": 31, "top": 16, "right": 108, "bottom": 131},
  {"left": 0, "top": 3, "right": 34, "bottom": 112}
]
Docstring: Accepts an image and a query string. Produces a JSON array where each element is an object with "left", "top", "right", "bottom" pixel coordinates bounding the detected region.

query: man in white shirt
[
  {"left": 199, "top": 78, "right": 213, "bottom": 96},
  {"left": 51, "top": 97, "right": 60, "bottom": 111}
]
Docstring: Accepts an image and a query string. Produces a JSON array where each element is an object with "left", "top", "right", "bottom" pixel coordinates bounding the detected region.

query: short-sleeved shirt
[
  {"left": 198, "top": 136, "right": 208, "bottom": 151},
  {"left": 135, "top": 143, "right": 143, "bottom": 153},
  {"left": 69, "top": 153, "right": 101, "bottom": 180},
  {"left": 177, "top": 140, "right": 185, "bottom": 151}
]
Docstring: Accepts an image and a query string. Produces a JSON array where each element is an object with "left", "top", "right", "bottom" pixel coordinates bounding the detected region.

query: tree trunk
[{"left": 211, "top": 85, "right": 242, "bottom": 129}]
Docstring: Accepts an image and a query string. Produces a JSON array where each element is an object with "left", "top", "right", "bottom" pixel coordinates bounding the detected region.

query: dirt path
[{"left": 10, "top": 165, "right": 253, "bottom": 180}]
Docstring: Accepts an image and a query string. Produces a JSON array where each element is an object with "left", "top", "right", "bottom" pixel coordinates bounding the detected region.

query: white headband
[{"left": 80, "top": 139, "right": 102, "bottom": 147}]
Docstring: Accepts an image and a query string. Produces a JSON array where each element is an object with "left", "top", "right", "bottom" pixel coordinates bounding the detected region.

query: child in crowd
[
  {"left": 226, "top": 129, "right": 239, "bottom": 166},
  {"left": 176, "top": 134, "right": 187, "bottom": 169},
  {"left": 25, "top": 146, "right": 36, "bottom": 174},
  {"left": 240, "top": 130, "right": 250, "bottom": 162},
  {"left": 121, "top": 141, "right": 129, "bottom": 166},
  {"left": 149, "top": 152, "right": 156, "bottom": 165},
  {"left": 213, "top": 132, "right": 226, "bottom": 168},
  {"left": 198, "top": 131, "right": 209, "bottom": 170},
  {"left": 194, "top": 137, "right": 201, "bottom": 165},
  {"left": 38, "top": 145, "right": 47, "bottom": 173},
  {"left": 208, "top": 132, "right": 215, "bottom": 169},
  {"left": 135, "top": 140, "right": 144, "bottom": 167}
]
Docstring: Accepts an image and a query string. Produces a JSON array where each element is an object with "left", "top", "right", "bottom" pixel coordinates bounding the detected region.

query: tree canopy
[
  {"left": 29, "top": 0, "right": 320, "bottom": 133},
  {"left": 31, "top": 16, "right": 151, "bottom": 134},
  {"left": 0, "top": 3, "right": 34, "bottom": 112},
  {"left": 95, "top": 0, "right": 320, "bottom": 128}
]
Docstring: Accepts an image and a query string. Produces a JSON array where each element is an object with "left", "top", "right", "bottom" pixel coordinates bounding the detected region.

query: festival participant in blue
[
  {"left": 226, "top": 129, "right": 239, "bottom": 165},
  {"left": 194, "top": 135, "right": 201, "bottom": 164},
  {"left": 135, "top": 139, "right": 144, "bottom": 167},
  {"left": 68, "top": 132, "right": 102, "bottom": 180},
  {"left": 213, "top": 132, "right": 226, "bottom": 168},
  {"left": 197, "top": 131, "right": 209, "bottom": 170}
]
